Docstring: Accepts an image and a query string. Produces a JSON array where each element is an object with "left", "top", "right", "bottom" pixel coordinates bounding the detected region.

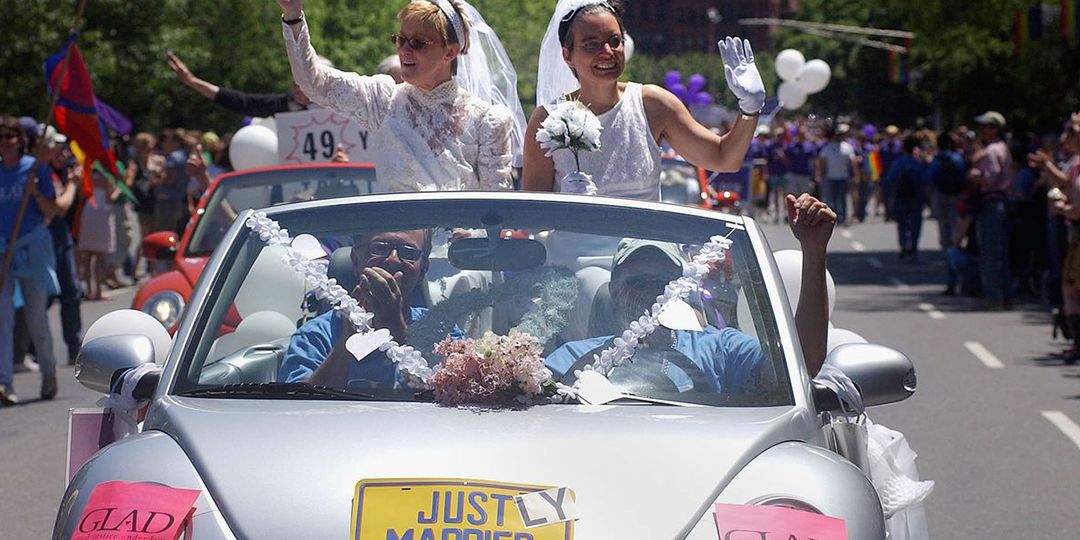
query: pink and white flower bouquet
[{"left": 430, "top": 330, "right": 553, "bottom": 407}]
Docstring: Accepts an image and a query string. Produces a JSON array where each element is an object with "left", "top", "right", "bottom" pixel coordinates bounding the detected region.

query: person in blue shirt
[
  {"left": 0, "top": 115, "right": 63, "bottom": 405},
  {"left": 280, "top": 228, "right": 445, "bottom": 389},
  {"left": 547, "top": 193, "right": 837, "bottom": 399},
  {"left": 884, "top": 135, "right": 930, "bottom": 261}
]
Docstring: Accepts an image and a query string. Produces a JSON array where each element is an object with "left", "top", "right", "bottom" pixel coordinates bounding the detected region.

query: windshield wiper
[{"left": 177, "top": 382, "right": 376, "bottom": 401}]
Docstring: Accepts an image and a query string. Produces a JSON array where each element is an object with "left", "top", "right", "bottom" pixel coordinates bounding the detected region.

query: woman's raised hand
[
  {"left": 277, "top": 0, "right": 303, "bottom": 19},
  {"left": 718, "top": 37, "right": 766, "bottom": 115}
]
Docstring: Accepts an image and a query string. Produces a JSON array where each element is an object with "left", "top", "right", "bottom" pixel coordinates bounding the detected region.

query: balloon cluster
[
  {"left": 774, "top": 49, "right": 831, "bottom": 111},
  {"left": 664, "top": 71, "right": 714, "bottom": 106}
]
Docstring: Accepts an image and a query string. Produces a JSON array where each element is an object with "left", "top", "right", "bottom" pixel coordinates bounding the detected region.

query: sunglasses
[
  {"left": 579, "top": 34, "right": 624, "bottom": 54},
  {"left": 368, "top": 240, "right": 424, "bottom": 262},
  {"left": 390, "top": 33, "right": 436, "bottom": 51}
]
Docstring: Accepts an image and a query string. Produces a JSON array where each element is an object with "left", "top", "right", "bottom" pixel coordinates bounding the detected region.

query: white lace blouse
[{"left": 283, "top": 21, "right": 514, "bottom": 192}]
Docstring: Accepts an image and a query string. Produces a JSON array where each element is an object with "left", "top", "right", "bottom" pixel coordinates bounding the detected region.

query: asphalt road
[{"left": 2, "top": 215, "right": 1078, "bottom": 539}]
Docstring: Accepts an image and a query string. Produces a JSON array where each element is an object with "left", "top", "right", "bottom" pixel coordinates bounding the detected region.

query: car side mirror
[
  {"left": 74, "top": 335, "right": 159, "bottom": 399},
  {"left": 143, "top": 231, "right": 178, "bottom": 261},
  {"left": 814, "top": 343, "right": 916, "bottom": 409}
]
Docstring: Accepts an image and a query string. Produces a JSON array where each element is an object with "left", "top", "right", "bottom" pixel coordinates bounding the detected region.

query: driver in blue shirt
[
  {"left": 547, "top": 194, "right": 837, "bottom": 394},
  {"left": 280, "top": 229, "right": 454, "bottom": 388}
]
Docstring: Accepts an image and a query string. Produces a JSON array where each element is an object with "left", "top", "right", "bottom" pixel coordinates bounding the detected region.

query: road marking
[
  {"left": 840, "top": 229, "right": 853, "bottom": 239},
  {"left": 1041, "top": 411, "right": 1080, "bottom": 451},
  {"left": 867, "top": 257, "right": 884, "bottom": 269},
  {"left": 850, "top": 241, "right": 866, "bottom": 252},
  {"left": 917, "top": 302, "right": 946, "bottom": 319},
  {"left": 964, "top": 341, "right": 1004, "bottom": 368},
  {"left": 889, "top": 277, "right": 909, "bottom": 289}
]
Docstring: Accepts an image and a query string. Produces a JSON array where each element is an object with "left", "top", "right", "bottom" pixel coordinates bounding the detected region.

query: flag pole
[{"left": 0, "top": 0, "right": 89, "bottom": 291}]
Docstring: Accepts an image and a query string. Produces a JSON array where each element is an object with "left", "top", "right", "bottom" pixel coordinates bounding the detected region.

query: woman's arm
[
  {"left": 476, "top": 106, "right": 514, "bottom": 190},
  {"left": 643, "top": 85, "right": 757, "bottom": 173},
  {"left": 278, "top": 0, "right": 392, "bottom": 122},
  {"left": 521, "top": 106, "right": 556, "bottom": 192},
  {"left": 785, "top": 193, "right": 836, "bottom": 377}
]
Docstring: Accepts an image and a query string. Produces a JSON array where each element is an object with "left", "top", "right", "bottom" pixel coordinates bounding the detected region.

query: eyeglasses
[
  {"left": 368, "top": 240, "right": 424, "bottom": 262},
  {"left": 579, "top": 34, "right": 624, "bottom": 54},
  {"left": 390, "top": 33, "right": 436, "bottom": 51}
]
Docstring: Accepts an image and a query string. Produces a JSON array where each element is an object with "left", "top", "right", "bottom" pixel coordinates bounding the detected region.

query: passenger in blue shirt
[
  {"left": 280, "top": 228, "right": 449, "bottom": 389},
  {"left": 548, "top": 193, "right": 837, "bottom": 398}
]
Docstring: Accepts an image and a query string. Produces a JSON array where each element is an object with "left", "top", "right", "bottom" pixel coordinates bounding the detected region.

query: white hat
[{"left": 40, "top": 125, "right": 67, "bottom": 147}]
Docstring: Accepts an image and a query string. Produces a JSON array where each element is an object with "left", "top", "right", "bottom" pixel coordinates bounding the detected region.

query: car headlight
[{"left": 143, "top": 291, "right": 184, "bottom": 328}]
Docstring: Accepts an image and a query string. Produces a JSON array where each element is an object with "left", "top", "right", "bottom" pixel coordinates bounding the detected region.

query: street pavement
[{"left": 2, "top": 214, "right": 1079, "bottom": 539}]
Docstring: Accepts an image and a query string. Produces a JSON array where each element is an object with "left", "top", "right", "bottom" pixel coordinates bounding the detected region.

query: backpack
[{"left": 933, "top": 153, "right": 967, "bottom": 195}]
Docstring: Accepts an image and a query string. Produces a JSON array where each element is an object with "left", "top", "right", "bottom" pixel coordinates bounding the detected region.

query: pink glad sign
[
  {"left": 73, "top": 481, "right": 201, "bottom": 540},
  {"left": 713, "top": 503, "right": 847, "bottom": 540}
]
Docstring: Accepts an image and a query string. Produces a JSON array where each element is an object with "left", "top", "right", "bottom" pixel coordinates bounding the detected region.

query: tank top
[{"left": 551, "top": 82, "right": 663, "bottom": 201}]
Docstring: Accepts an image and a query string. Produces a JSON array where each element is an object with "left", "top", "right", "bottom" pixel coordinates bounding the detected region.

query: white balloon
[
  {"left": 775, "top": 49, "right": 806, "bottom": 82},
  {"left": 229, "top": 125, "right": 278, "bottom": 171},
  {"left": 773, "top": 249, "right": 836, "bottom": 317},
  {"left": 234, "top": 245, "right": 307, "bottom": 321},
  {"left": 778, "top": 81, "right": 808, "bottom": 110},
  {"left": 83, "top": 309, "right": 173, "bottom": 365},
  {"left": 249, "top": 116, "right": 277, "bottom": 133},
  {"left": 796, "top": 59, "right": 832, "bottom": 94},
  {"left": 827, "top": 327, "right": 868, "bottom": 353}
]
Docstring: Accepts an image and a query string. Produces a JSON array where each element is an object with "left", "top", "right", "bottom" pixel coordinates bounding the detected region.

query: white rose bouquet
[{"left": 536, "top": 100, "right": 602, "bottom": 195}]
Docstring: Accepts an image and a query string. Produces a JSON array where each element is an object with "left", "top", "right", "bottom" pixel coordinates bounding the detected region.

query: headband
[
  {"left": 423, "top": 0, "right": 467, "bottom": 50},
  {"left": 537, "top": 0, "right": 620, "bottom": 107},
  {"left": 558, "top": 0, "right": 616, "bottom": 43}
]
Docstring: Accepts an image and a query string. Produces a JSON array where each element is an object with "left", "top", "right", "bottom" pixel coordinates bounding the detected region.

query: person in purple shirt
[
  {"left": 0, "top": 114, "right": 62, "bottom": 405},
  {"left": 784, "top": 125, "right": 817, "bottom": 199}
]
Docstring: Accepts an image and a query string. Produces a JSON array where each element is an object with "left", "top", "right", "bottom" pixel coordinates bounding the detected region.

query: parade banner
[
  {"left": 275, "top": 109, "right": 375, "bottom": 165},
  {"left": 712, "top": 503, "right": 846, "bottom": 539},
  {"left": 73, "top": 481, "right": 200, "bottom": 540}
]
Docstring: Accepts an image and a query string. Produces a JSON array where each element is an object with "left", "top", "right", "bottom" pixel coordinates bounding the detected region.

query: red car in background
[{"left": 133, "top": 163, "right": 377, "bottom": 331}]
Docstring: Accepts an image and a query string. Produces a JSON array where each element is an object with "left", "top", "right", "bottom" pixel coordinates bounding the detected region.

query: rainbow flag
[
  {"left": 43, "top": 33, "right": 119, "bottom": 196},
  {"left": 887, "top": 51, "right": 907, "bottom": 84},
  {"left": 864, "top": 150, "right": 883, "bottom": 182},
  {"left": 1015, "top": 4, "right": 1044, "bottom": 47},
  {"left": 1063, "top": 0, "right": 1080, "bottom": 39}
]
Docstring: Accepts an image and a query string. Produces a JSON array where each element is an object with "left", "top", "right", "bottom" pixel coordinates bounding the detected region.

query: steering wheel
[{"left": 558, "top": 340, "right": 712, "bottom": 394}]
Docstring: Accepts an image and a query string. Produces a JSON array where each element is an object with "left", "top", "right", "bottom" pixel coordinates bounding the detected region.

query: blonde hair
[{"left": 397, "top": 1, "right": 470, "bottom": 73}]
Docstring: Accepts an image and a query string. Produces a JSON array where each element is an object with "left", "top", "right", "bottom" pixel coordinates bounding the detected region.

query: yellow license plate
[{"left": 350, "top": 478, "right": 575, "bottom": 540}]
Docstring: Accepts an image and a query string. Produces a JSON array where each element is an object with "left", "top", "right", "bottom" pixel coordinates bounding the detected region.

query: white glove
[{"left": 719, "top": 37, "right": 766, "bottom": 115}]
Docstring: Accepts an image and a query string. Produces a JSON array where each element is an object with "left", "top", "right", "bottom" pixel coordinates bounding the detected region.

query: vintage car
[
  {"left": 63, "top": 192, "right": 915, "bottom": 539},
  {"left": 133, "top": 162, "right": 377, "bottom": 331}
]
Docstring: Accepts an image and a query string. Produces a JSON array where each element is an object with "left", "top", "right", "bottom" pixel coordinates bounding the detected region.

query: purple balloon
[
  {"left": 688, "top": 73, "right": 706, "bottom": 93},
  {"left": 693, "top": 91, "right": 713, "bottom": 105},
  {"left": 664, "top": 70, "right": 682, "bottom": 89},
  {"left": 669, "top": 83, "right": 688, "bottom": 102},
  {"left": 862, "top": 124, "right": 878, "bottom": 139}
]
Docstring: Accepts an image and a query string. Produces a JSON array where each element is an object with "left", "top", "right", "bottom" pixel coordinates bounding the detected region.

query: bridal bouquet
[
  {"left": 430, "top": 330, "right": 553, "bottom": 407},
  {"left": 536, "top": 100, "right": 602, "bottom": 195}
]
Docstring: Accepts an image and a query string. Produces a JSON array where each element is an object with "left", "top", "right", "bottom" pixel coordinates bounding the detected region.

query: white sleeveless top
[
  {"left": 283, "top": 22, "right": 513, "bottom": 192},
  {"left": 550, "top": 82, "right": 662, "bottom": 201}
]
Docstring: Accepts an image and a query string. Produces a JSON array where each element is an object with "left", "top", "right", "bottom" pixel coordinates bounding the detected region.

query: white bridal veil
[
  {"left": 536, "top": 0, "right": 614, "bottom": 108},
  {"left": 421, "top": 0, "right": 528, "bottom": 166}
]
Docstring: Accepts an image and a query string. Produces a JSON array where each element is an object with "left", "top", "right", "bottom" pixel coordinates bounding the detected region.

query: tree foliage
[{"left": 2, "top": 0, "right": 1077, "bottom": 134}]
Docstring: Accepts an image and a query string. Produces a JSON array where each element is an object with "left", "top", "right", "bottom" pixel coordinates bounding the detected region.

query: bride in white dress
[
  {"left": 522, "top": 0, "right": 766, "bottom": 201},
  {"left": 278, "top": 0, "right": 527, "bottom": 192}
]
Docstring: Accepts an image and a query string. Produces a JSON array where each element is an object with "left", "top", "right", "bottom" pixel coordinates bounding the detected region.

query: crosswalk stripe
[
  {"left": 1041, "top": 411, "right": 1080, "bottom": 451},
  {"left": 964, "top": 341, "right": 1004, "bottom": 368}
]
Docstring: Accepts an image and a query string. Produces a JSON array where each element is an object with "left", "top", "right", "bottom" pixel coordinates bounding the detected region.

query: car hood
[
  {"left": 176, "top": 254, "right": 208, "bottom": 287},
  {"left": 153, "top": 398, "right": 815, "bottom": 539}
]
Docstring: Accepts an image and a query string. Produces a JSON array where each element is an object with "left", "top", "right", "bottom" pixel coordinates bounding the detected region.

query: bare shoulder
[
  {"left": 641, "top": 84, "right": 680, "bottom": 108},
  {"left": 527, "top": 105, "right": 550, "bottom": 126}
]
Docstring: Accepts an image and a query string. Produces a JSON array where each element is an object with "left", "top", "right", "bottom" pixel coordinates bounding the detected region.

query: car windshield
[
  {"left": 172, "top": 195, "right": 793, "bottom": 407},
  {"left": 187, "top": 165, "right": 378, "bottom": 256},
  {"left": 659, "top": 159, "right": 703, "bottom": 207}
]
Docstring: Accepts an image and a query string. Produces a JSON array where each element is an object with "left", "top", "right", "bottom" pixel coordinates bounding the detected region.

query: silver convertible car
[{"left": 58, "top": 192, "right": 915, "bottom": 539}]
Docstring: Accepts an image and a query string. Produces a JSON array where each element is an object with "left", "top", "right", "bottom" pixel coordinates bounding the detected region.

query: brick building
[{"left": 620, "top": 0, "right": 799, "bottom": 55}]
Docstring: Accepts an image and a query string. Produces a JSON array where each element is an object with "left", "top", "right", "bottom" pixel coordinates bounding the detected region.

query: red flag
[{"left": 44, "top": 35, "right": 118, "bottom": 195}]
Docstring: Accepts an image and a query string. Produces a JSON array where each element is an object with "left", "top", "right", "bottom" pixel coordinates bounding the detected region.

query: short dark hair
[
  {"left": 902, "top": 135, "right": 920, "bottom": 154},
  {"left": 558, "top": 1, "right": 625, "bottom": 50},
  {"left": 0, "top": 114, "right": 28, "bottom": 155}
]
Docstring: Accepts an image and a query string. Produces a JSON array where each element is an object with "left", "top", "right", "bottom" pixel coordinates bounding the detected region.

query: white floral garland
[
  {"left": 583, "top": 234, "right": 734, "bottom": 377},
  {"left": 244, "top": 212, "right": 434, "bottom": 382}
]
